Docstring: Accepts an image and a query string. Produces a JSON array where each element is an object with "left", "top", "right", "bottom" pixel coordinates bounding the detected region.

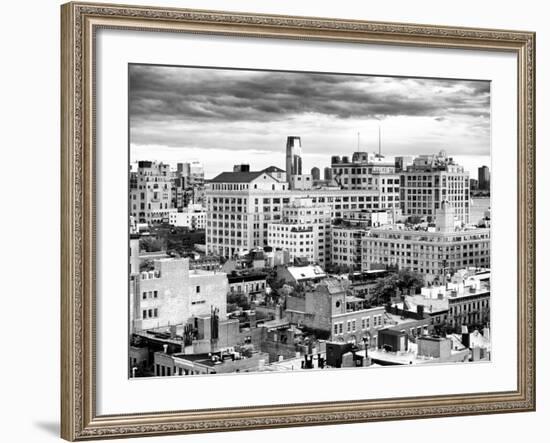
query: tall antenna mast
[
  {"left": 357, "top": 132, "right": 360, "bottom": 150},
  {"left": 378, "top": 124, "right": 382, "bottom": 157}
]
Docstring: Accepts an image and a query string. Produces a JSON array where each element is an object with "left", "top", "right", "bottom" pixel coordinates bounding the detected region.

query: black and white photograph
[{"left": 128, "top": 64, "right": 492, "bottom": 378}]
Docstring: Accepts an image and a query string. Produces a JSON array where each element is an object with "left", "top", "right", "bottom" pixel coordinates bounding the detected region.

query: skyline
[{"left": 130, "top": 64, "right": 491, "bottom": 179}]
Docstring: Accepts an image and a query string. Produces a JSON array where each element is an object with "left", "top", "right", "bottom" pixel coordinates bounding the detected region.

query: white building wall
[{"left": 131, "top": 258, "right": 227, "bottom": 332}]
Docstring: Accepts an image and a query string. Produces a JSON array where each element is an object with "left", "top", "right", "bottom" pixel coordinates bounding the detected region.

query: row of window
[
  {"left": 142, "top": 290, "right": 158, "bottom": 300},
  {"left": 332, "top": 315, "right": 383, "bottom": 336},
  {"left": 142, "top": 308, "right": 158, "bottom": 319}
]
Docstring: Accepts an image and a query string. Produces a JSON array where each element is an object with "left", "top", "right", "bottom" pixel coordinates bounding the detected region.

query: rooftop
[
  {"left": 285, "top": 265, "right": 327, "bottom": 281},
  {"left": 209, "top": 171, "right": 265, "bottom": 183},
  {"left": 210, "top": 166, "right": 285, "bottom": 184}
]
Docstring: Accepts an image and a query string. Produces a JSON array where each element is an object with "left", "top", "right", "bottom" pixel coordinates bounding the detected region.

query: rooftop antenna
[{"left": 357, "top": 132, "right": 361, "bottom": 151}]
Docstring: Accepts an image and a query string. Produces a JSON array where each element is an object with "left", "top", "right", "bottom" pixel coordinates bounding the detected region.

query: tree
[
  {"left": 140, "top": 236, "right": 164, "bottom": 252},
  {"left": 407, "top": 215, "right": 423, "bottom": 225},
  {"left": 266, "top": 276, "right": 286, "bottom": 304},
  {"left": 373, "top": 269, "right": 425, "bottom": 304},
  {"left": 227, "top": 292, "right": 250, "bottom": 311}
]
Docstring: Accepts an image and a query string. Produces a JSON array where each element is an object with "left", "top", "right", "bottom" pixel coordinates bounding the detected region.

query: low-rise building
[
  {"left": 154, "top": 348, "right": 270, "bottom": 376},
  {"left": 394, "top": 269, "right": 491, "bottom": 332},
  {"left": 227, "top": 271, "right": 268, "bottom": 303},
  {"left": 130, "top": 258, "right": 228, "bottom": 333},
  {"left": 285, "top": 279, "right": 386, "bottom": 348}
]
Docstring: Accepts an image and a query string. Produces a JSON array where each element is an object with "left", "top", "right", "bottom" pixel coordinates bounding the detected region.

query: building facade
[
  {"left": 227, "top": 272, "right": 268, "bottom": 302},
  {"left": 331, "top": 225, "right": 369, "bottom": 271},
  {"left": 169, "top": 204, "right": 206, "bottom": 230}
]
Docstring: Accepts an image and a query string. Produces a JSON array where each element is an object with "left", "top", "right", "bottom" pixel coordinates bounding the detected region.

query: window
[
  {"left": 196, "top": 286, "right": 200, "bottom": 293},
  {"left": 142, "top": 310, "right": 147, "bottom": 319}
]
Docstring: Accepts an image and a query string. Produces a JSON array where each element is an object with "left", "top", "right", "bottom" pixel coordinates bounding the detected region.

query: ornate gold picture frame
[{"left": 61, "top": 2, "right": 535, "bottom": 440}]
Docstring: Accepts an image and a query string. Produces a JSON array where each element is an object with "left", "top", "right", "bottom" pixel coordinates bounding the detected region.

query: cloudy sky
[{"left": 129, "top": 64, "right": 490, "bottom": 178}]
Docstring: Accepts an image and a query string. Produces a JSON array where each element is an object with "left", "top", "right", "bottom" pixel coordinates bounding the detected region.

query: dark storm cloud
[{"left": 129, "top": 65, "right": 490, "bottom": 125}]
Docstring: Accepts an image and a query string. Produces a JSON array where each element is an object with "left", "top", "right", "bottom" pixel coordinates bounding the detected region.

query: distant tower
[
  {"left": 286, "top": 136, "right": 303, "bottom": 188},
  {"left": 311, "top": 167, "right": 320, "bottom": 181},
  {"left": 324, "top": 166, "right": 332, "bottom": 181},
  {"left": 478, "top": 166, "right": 490, "bottom": 191}
]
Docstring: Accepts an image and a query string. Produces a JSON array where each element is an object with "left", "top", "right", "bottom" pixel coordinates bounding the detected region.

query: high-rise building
[
  {"left": 478, "top": 166, "right": 490, "bottom": 191},
  {"left": 130, "top": 160, "right": 174, "bottom": 224},
  {"left": 311, "top": 167, "right": 320, "bottom": 181},
  {"left": 399, "top": 151, "right": 470, "bottom": 224},
  {"left": 286, "top": 136, "right": 302, "bottom": 188}
]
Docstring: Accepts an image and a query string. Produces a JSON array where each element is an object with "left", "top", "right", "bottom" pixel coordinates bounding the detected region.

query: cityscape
[{"left": 128, "top": 65, "right": 491, "bottom": 378}]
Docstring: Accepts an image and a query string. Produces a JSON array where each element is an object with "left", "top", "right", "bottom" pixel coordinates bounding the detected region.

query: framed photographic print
[{"left": 60, "top": 1, "right": 536, "bottom": 440}]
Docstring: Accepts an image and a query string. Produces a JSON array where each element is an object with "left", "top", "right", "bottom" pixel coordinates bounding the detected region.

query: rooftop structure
[{"left": 277, "top": 264, "right": 327, "bottom": 284}]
